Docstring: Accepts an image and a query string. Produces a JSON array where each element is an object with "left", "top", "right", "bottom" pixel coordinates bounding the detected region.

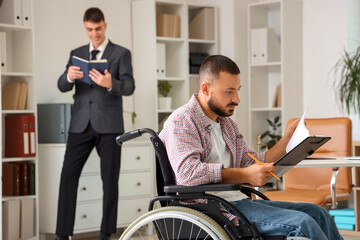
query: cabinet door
[
  {"left": 121, "top": 145, "right": 152, "bottom": 171},
  {"left": 77, "top": 175, "right": 102, "bottom": 201},
  {"left": 74, "top": 202, "right": 102, "bottom": 230},
  {"left": 117, "top": 198, "right": 149, "bottom": 226},
  {"left": 119, "top": 172, "right": 151, "bottom": 197}
]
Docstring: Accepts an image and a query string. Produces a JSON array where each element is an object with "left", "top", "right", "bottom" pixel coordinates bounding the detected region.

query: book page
[{"left": 285, "top": 108, "right": 310, "bottom": 153}]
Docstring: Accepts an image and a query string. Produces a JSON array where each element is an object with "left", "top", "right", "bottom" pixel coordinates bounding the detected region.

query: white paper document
[{"left": 285, "top": 108, "right": 310, "bottom": 153}]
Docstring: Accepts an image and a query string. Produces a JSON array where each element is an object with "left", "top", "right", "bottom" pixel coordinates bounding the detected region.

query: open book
[
  {"left": 71, "top": 56, "right": 108, "bottom": 85},
  {"left": 268, "top": 109, "right": 331, "bottom": 182}
]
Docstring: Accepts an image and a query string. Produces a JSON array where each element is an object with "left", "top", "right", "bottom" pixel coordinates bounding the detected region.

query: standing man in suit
[{"left": 55, "top": 7, "right": 135, "bottom": 240}]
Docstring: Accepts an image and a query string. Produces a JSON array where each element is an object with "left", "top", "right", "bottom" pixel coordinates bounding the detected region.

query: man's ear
[{"left": 201, "top": 82, "right": 211, "bottom": 96}]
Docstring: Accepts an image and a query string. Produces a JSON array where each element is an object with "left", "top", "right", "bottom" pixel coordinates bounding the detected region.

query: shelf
[
  {"left": 2, "top": 195, "right": 36, "bottom": 201},
  {"left": 156, "top": 37, "right": 185, "bottom": 43},
  {"left": 157, "top": 109, "right": 175, "bottom": 113},
  {"left": 250, "top": 107, "right": 282, "bottom": 112},
  {"left": 189, "top": 39, "right": 216, "bottom": 44},
  {"left": 157, "top": 77, "right": 186, "bottom": 82},
  {"left": 2, "top": 157, "right": 36, "bottom": 162},
  {"left": 249, "top": 0, "right": 281, "bottom": 8},
  {"left": 0, "top": 23, "right": 31, "bottom": 32},
  {"left": 250, "top": 62, "right": 281, "bottom": 67},
  {"left": 1, "top": 71, "right": 34, "bottom": 77},
  {"left": 2, "top": 110, "right": 36, "bottom": 114}
]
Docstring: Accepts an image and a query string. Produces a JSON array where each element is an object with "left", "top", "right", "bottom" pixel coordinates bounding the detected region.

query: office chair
[
  {"left": 116, "top": 128, "right": 310, "bottom": 240},
  {"left": 265, "top": 117, "right": 352, "bottom": 208}
]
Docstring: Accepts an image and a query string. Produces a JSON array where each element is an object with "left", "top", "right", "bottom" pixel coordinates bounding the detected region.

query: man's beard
[{"left": 208, "top": 97, "right": 238, "bottom": 117}]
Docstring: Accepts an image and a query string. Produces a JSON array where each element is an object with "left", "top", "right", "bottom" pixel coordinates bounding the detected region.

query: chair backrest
[
  {"left": 284, "top": 117, "right": 352, "bottom": 193},
  {"left": 149, "top": 133, "right": 176, "bottom": 197}
]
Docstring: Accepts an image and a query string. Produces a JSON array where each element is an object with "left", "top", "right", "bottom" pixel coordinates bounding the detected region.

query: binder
[
  {"left": 2, "top": 162, "right": 21, "bottom": 196},
  {"left": 0, "top": 0, "right": 22, "bottom": 25},
  {"left": 28, "top": 162, "right": 35, "bottom": 195},
  {"left": 2, "top": 199, "right": 21, "bottom": 240},
  {"left": 28, "top": 114, "right": 36, "bottom": 157},
  {"left": 38, "top": 103, "right": 72, "bottom": 143},
  {"left": 20, "top": 198, "right": 34, "bottom": 239},
  {"left": 21, "top": 0, "right": 31, "bottom": 26},
  {"left": 0, "top": 31, "right": 7, "bottom": 72},
  {"left": 156, "top": 43, "right": 166, "bottom": 78},
  {"left": 250, "top": 28, "right": 281, "bottom": 64},
  {"left": 21, "top": 161, "right": 29, "bottom": 195},
  {"left": 5, "top": 114, "right": 30, "bottom": 157}
]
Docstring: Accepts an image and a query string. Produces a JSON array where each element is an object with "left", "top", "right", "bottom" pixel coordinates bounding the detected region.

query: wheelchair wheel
[{"left": 120, "top": 206, "right": 231, "bottom": 240}]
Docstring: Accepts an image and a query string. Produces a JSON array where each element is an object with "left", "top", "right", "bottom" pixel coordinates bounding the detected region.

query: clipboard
[{"left": 268, "top": 136, "right": 331, "bottom": 183}]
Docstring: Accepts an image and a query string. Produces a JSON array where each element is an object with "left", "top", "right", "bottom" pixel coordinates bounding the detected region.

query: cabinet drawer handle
[
  {"left": 137, "top": 208, "right": 142, "bottom": 212},
  {"left": 82, "top": 214, "right": 87, "bottom": 219},
  {"left": 136, "top": 156, "right": 141, "bottom": 160},
  {"left": 136, "top": 182, "right": 141, "bottom": 186},
  {"left": 82, "top": 187, "right": 87, "bottom": 191}
]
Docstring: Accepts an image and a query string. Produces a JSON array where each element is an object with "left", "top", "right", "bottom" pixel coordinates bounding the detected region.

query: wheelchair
[{"left": 116, "top": 128, "right": 310, "bottom": 240}]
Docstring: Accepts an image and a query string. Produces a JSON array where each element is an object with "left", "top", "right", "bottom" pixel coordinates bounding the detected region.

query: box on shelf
[
  {"left": 156, "top": 14, "right": 180, "bottom": 38},
  {"left": 189, "top": 8, "right": 215, "bottom": 40},
  {"left": 189, "top": 52, "right": 208, "bottom": 74}
]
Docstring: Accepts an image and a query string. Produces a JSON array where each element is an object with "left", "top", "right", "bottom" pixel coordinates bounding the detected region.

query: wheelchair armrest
[
  {"left": 164, "top": 183, "right": 242, "bottom": 194},
  {"left": 164, "top": 183, "right": 270, "bottom": 200}
]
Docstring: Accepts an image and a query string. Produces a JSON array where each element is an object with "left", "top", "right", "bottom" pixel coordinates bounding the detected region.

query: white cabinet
[
  {"left": 38, "top": 141, "right": 155, "bottom": 235},
  {"left": 132, "top": 0, "right": 218, "bottom": 131},
  {"left": 247, "top": 0, "right": 303, "bottom": 146},
  {"left": 0, "top": 0, "right": 38, "bottom": 239}
]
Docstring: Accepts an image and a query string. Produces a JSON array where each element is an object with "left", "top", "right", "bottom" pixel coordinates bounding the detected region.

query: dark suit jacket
[{"left": 58, "top": 40, "right": 135, "bottom": 134}]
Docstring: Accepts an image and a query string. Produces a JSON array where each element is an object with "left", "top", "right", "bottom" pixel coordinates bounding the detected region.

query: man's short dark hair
[
  {"left": 199, "top": 55, "right": 240, "bottom": 81},
  {"left": 83, "top": 7, "right": 105, "bottom": 23}
]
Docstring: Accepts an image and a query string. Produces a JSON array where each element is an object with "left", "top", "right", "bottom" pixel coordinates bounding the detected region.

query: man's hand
[
  {"left": 222, "top": 163, "right": 277, "bottom": 186},
  {"left": 244, "top": 163, "right": 277, "bottom": 186},
  {"left": 89, "top": 69, "right": 112, "bottom": 89},
  {"left": 68, "top": 66, "right": 84, "bottom": 81}
]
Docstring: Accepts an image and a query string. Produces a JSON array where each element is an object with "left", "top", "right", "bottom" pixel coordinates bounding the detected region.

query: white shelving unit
[
  {"left": 132, "top": 0, "right": 218, "bottom": 131},
  {"left": 0, "top": 0, "right": 38, "bottom": 239},
  {"left": 247, "top": 0, "right": 302, "bottom": 146}
]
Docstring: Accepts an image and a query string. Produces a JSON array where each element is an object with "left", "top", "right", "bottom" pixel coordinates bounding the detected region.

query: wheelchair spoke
[
  {"left": 189, "top": 223, "right": 194, "bottom": 240},
  {"left": 176, "top": 219, "right": 184, "bottom": 240},
  {"left": 154, "top": 220, "right": 165, "bottom": 240}
]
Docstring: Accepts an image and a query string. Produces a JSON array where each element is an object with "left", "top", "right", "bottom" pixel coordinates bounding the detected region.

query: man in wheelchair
[{"left": 158, "top": 55, "right": 342, "bottom": 240}]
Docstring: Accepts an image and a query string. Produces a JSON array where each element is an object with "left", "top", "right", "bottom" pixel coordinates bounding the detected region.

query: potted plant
[
  {"left": 334, "top": 46, "right": 360, "bottom": 114},
  {"left": 260, "top": 116, "right": 282, "bottom": 150},
  {"left": 334, "top": 46, "right": 360, "bottom": 139},
  {"left": 158, "top": 81, "right": 172, "bottom": 110}
]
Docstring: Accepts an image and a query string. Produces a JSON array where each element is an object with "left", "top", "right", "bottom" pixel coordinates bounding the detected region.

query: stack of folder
[{"left": 329, "top": 208, "right": 355, "bottom": 230}]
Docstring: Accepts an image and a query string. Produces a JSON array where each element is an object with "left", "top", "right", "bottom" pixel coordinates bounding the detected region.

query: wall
[
  {"left": 302, "top": 0, "right": 348, "bottom": 118},
  {"left": 33, "top": 0, "right": 134, "bottom": 129}
]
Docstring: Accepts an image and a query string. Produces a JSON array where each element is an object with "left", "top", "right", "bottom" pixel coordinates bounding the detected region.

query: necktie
[{"left": 91, "top": 50, "right": 100, "bottom": 60}]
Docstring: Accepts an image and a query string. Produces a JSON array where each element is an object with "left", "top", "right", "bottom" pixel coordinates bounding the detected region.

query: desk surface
[{"left": 296, "top": 157, "right": 360, "bottom": 168}]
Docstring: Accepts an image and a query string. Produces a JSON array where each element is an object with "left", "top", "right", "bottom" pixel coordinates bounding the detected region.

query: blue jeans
[{"left": 229, "top": 199, "right": 343, "bottom": 240}]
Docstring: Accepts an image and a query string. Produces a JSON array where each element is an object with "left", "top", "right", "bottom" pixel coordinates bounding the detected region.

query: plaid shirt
[{"left": 159, "top": 95, "right": 266, "bottom": 224}]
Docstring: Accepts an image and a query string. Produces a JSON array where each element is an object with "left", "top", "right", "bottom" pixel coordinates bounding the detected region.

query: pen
[{"left": 247, "top": 153, "right": 280, "bottom": 180}]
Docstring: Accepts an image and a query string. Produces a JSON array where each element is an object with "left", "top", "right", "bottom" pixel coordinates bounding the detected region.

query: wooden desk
[{"left": 295, "top": 157, "right": 360, "bottom": 236}]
